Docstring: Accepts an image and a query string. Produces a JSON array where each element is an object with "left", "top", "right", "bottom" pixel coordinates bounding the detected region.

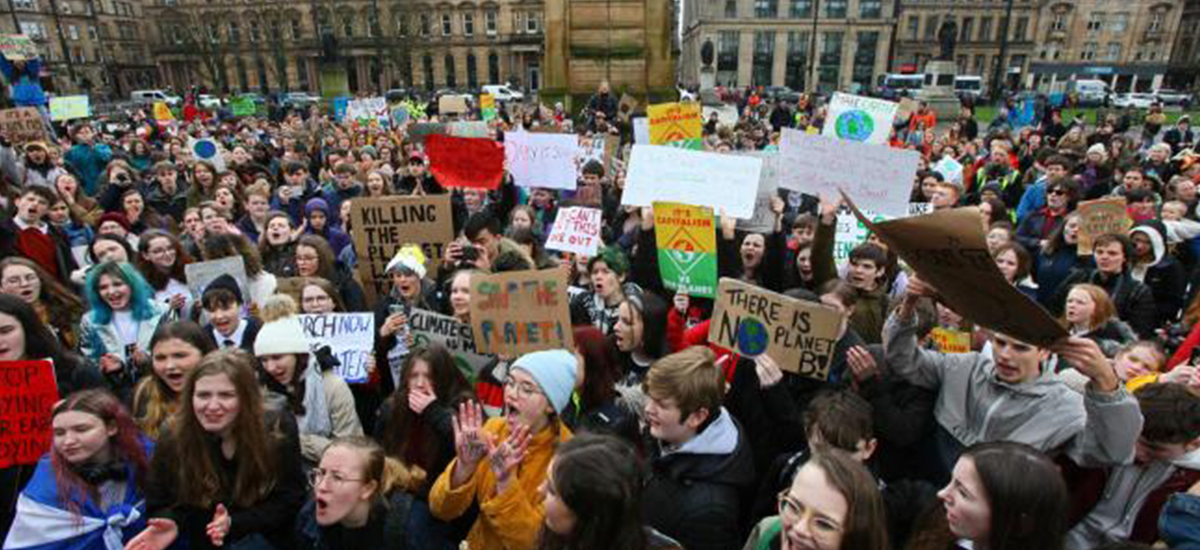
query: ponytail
[{"left": 380, "top": 456, "right": 425, "bottom": 496}]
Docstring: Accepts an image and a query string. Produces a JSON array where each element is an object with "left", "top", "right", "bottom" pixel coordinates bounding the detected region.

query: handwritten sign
[
  {"left": 410, "top": 308, "right": 493, "bottom": 379},
  {"left": 933, "top": 156, "right": 964, "bottom": 186},
  {"left": 780, "top": 129, "right": 919, "bottom": 218},
  {"left": 230, "top": 96, "right": 256, "bottom": 117},
  {"left": 439, "top": 95, "right": 470, "bottom": 115},
  {"left": 48, "top": 96, "right": 89, "bottom": 121},
  {"left": 738, "top": 151, "right": 780, "bottom": 233},
  {"left": 469, "top": 269, "right": 574, "bottom": 356},
  {"left": 351, "top": 195, "right": 454, "bottom": 304},
  {"left": 824, "top": 92, "right": 898, "bottom": 145},
  {"left": 648, "top": 102, "right": 702, "bottom": 149},
  {"left": 577, "top": 134, "right": 617, "bottom": 178},
  {"left": 0, "top": 108, "right": 46, "bottom": 144},
  {"left": 623, "top": 145, "right": 762, "bottom": 219},
  {"left": 347, "top": 97, "right": 389, "bottom": 126},
  {"left": 0, "top": 361, "right": 58, "bottom": 467},
  {"left": 427, "top": 134, "right": 504, "bottom": 189},
  {"left": 545, "top": 207, "right": 602, "bottom": 257},
  {"left": 298, "top": 313, "right": 374, "bottom": 383},
  {"left": 504, "top": 132, "right": 581, "bottom": 190},
  {"left": 1077, "top": 197, "right": 1131, "bottom": 255},
  {"left": 709, "top": 279, "right": 842, "bottom": 380},
  {"left": 930, "top": 327, "right": 971, "bottom": 353},
  {"left": 0, "top": 35, "right": 38, "bottom": 61},
  {"left": 184, "top": 256, "right": 249, "bottom": 304},
  {"left": 654, "top": 202, "right": 718, "bottom": 298}
]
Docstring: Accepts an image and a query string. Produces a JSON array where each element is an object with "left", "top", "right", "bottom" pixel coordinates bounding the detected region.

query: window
[
  {"left": 751, "top": 31, "right": 774, "bottom": 86},
  {"left": 68, "top": 25, "right": 79, "bottom": 40},
  {"left": 60, "top": 2, "right": 71, "bottom": 13},
  {"left": 466, "top": 53, "right": 477, "bottom": 88},
  {"left": 488, "top": 51, "right": 499, "bottom": 83},
  {"left": 973, "top": 54, "right": 984, "bottom": 72},
  {"left": 442, "top": 13, "right": 451, "bottom": 35},
  {"left": 924, "top": 15, "right": 939, "bottom": 40},
  {"left": 818, "top": 32, "right": 842, "bottom": 92},
  {"left": 207, "top": 22, "right": 219, "bottom": 42},
  {"left": 342, "top": 16, "right": 353, "bottom": 37},
  {"left": 18, "top": 21, "right": 45, "bottom": 39},
  {"left": 1051, "top": 13, "right": 1066, "bottom": 31},
  {"left": 1111, "top": 12, "right": 1128, "bottom": 32},
  {"left": 978, "top": 17, "right": 991, "bottom": 41},
  {"left": 859, "top": 0, "right": 881, "bottom": 19},
  {"left": 959, "top": 17, "right": 973, "bottom": 42},
  {"left": 1087, "top": 12, "right": 1104, "bottom": 32},
  {"left": 463, "top": 13, "right": 474, "bottom": 36},
  {"left": 785, "top": 31, "right": 808, "bottom": 91},
  {"left": 825, "top": 0, "right": 845, "bottom": 19},
  {"left": 367, "top": 11, "right": 379, "bottom": 37},
  {"left": 229, "top": 21, "right": 240, "bottom": 42},
  {"left": 725, "top": 0, "right": 737, "bottom": 18},
  {"left": 268, "top": 20, "right": 280, "bottom": 41},
  {"left": 906, "top": 15, "right": 919, "bottom": 39},
  {"left": 419, "top": 14, "right": 430, "bottom": 36},
  {"left": 1081, "top": 41, "right": 1097, "bottom": 60},
  {"left": 423, "top": 54, "right": 434, "bottom": 89},
  {"left": 1013, "top": 17, "right": 1028, "bottom": 41},
  {"left": 485, "top": 10, "right": 497, "bottom": 35},
  {"left": 13, "top": 0, "right": 35, "bottom": 10},
  {"left": 444, "top": 54, "right": 456, "bottom": 87},
  {"left": 956, "top": 55, "right": 967, "bottom": 73},
  {"left": 754, "top": 0, "right": 777, "bottom": 19},
  {"left": 789, "top": 0, "right": 810, "bottom": 18},
  {"left": 1106, "top": 42, "right": 1121, "bottom": 60},
  {"left": 396, "top": 14, "right": 407, "bottom": 36},
  {"left": 717, "top": 30, "right": 739, "bottom": 86},
  {"left": 526, "top": 12, "right": 538, "bottom": 33},
  {"left": 249, "top": 20, "right": 260, "bottom": 41},
  {"left": 1149, "top": 11, "right": 1163, "bottom": 32},
  {"left": 852, "top": 31, "right": 878, "bottom": 91},
  {"left": 291, "top": 18, "right": 302, "bottom": 39}
]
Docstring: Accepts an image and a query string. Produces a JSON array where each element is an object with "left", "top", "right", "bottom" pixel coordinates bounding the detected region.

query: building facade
[
  {"left": 679, "top": 0, "right": 896, "bottom": 93},
  {"left": 1167, "top": 0, "right": 1200, "bottom": 89},
  {"left": 893, "top": 0, "right": 1041, "bottom": 92},
  {"left": 0, "top": 0, "right": 155, "bottom": 98},
  {"left": 145, "top": 0, "right": 545, "bottom": 95},
  {"left": 1028, "top": 0, "right": 1183, "bottom": 92}
]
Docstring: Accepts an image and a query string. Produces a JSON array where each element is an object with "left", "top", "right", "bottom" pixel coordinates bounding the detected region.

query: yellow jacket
[{"left": 429, "top": 417, "right": 572, "bottom": 550}]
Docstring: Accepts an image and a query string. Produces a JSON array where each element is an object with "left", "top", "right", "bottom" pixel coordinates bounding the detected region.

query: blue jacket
[
  {"left": 64, "top": 143, "right": 113, "bottom": 196},
  {"left": 0, "top": 56, "right": 47, "bottom": 107},
  {"left": 1160, "top": 493, "right": 1200, "bottom": 550},
  {"left": 1016, "top": 177, "right": 1048, "bottom": 224}
]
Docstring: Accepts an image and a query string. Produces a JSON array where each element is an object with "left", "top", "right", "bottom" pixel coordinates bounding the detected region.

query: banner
[
  {"left": 504, "top": 132, "right": 580, "bottom": 190},
  {"left": 427, "top": 134, "right": 504, "bottom": 189},
  {"left": 709, "top": 279, "right": 842, "bottom": 380},
  {"left": 545, "top": 207, "right": 602, "bottom": 257},
  {"left": 648, "top": 102, "right": 702, "bottom": 149},
  {"left": 408, "top": 123, "right": 447, "bottom": 145},
  {"left": 152, "top": 102, "right": 174, "bottom": 121},
  {"left": 447, "top": 121, "right": 490, "bottom": 138},
  {"left": 623, "top": 145, "right": 762, "bottom": 219},
  {"left": 1077, "top": 197, "right": 1131, "bottom": 255},
  {"left": 0, "top": 108, "right": 46, "bottom": 144},
  {"left": 654, "top": 202, "right": 718, "bottom": 298},
  {"left": 297, "top": 313, "right": 374, "bottom": 383},
  {"left": 0, "top": 34, "right": 38, "bottom": 61},
  {"left": 780, "top": 129, "right": 919, "bottom": 218},
  {"left": 0, "top": 360, "right": 58, "bottom": 468},
  {"left": 184, "top": 256, "right": 249, "bottom": 302},
  {"left": 48, "top": 96, "right": 89, "bottom": 121},
  {"left": 351, "top": 195, "right": 454, "bottom": 304},
  {"left": 230, "top": 96, "right": 256, "bottom": 117},
  {"left": 409, "top": 308, "right": 493, "bottom": 379},
  {"left": 347, "top": 97, "right": 389, "bottom": 126},
  {"left": 823, "top": 92, "right": 898, "bottom": 145},
  {"left": 469, "top": 269, "right": 574, "bottom": 356}
]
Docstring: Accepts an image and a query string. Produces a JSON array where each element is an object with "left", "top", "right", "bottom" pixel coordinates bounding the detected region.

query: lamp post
[
  {"left": 990, "top": 0, "right": 1015, "bottom": 102},
  {"left": 806, "top": 0, "right": 819, "bottom": 93}
]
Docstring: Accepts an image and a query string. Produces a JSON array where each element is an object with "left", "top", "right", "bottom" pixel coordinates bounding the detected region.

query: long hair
[
  {"left": 1063, "top": 283, "right": 1117, "bottom": 331},
  {"left": 323, "top": 436, "right": 425, "bottom": 506},
  {"left": 0, "top": 256, "right": 84, "bottom": 326},
  {"left": 807, "top": 447, "right": 891, "bottom": 550},
  {"left": 202, "top": 232, "right": 265, "bottom": 277},
  {"left": 1041, "top": 211, "right": 1081, "bottom": 257},
  {"left": 537, "top": 434, "right": 647, "bottom": 550},
  {"left": 133, "top": 321, "right": 216, "bottom": 439},
  {"left": 573, "top": 326, "right": 621, "bottom": 412},
  {"left": 0, "top": 294, "right": 72, "bottom": 363},
  {"left": 295, "top": 234, "right": 338, "bottom": 282},
  {"left": 168, "top": 349, "right": 278, "bottom": 508},
  {"left": 83, "top": 261, "right": 159, "bottom": 325},
  {"left": 136, "top": 229, "right": 192, "bottom": 291},
  {"left": 623, "top": 293, "right": 669, "bottom": 359},
  {"left": 50, "top": 389, "right": 149, "bottom": 518}
]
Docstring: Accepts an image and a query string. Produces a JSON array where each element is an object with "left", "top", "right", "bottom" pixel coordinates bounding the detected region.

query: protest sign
[
  {"left": 448, "top": 121, "right": 490, "bottom": 138},
  {"left": 633, "top": 117, "right": 650, "bottom": 144},
  {"left": 933, "top": 156, "right": 964, "bottom": 185},
  {"left": 648, "top": 102, "right": 702, "bottom": 149},
  {"left": 577, "top": 134, "right": 617, "bottom": 177},
  {"left": 426, "top": 134, "right": 504, "bottom": 189},
  {"left": 480, "top": 94, "right": 496, "bottom": 121},
  {"left": 190, "top": 137, "right": 226, "bottom": 171},
  {"left": 347, "top": 97, "right": 388, "bottom": 125},
  {"left": 49, "top": 95, "right": 89, "bottom": 121},
  {"left": 930, "top": 327, "right": 971, "bottom": 353},
  {"left": 298, "top": 313, "right": 374, "bottom": 383},
  {"left": 439, "top": 95, "right": 470, "bottom": 115},
  {"left": 654, "top": 202, "right": 718, "bottom": 298},
  {"left": 780, "top": 129, "right": 919, "bottom": 218},
  {"left": 391, "top": 105, "right": 410, "bottom": 126},
  {"left": 824, "top": 92, "right": 898, "bottom": 145},
  {"left": 469, "top": 269, "right": 574, "bottom": 356},
  {"left": 0, "top": 35, "right": 38, "bottom": 61},
  {"left": 623, "top": 145, "right": 762, "bottom": 219},
  {"left": 1077, "top": 197, "right": 1131, "bottom": 255},
  {"left": 545, "top": 207, "right": 602, "bottom": 256},
  {"left": 184, "top": 256, "right": 249, "bottom": 303},
  {"left": 0, "top": 360, "right": 58, "bottom": 468},
  {"left": 504, "top": 132, "right": 580, "bottom": 190},
  {"left": 737, "top": 151, "right": 780, "bottom": 233},
  {"left": 834, "top": 203, "right": 931, "bottom": 267},
  {"left": 351, "top": 195, "right": 454, "bottom": 304},
  {"left": 0, "top": 108, "right": 46, "bottom": 144},
  {"left": 845, "top": 197, "right": 1068, "bottom": 347},
  {"left": 152, "top": 102, "right": 174, "bottom": 121},
  {"left": 408, "top": 123, "right": 447, "bottom": 145},
  {"left": 709, "top": 279, "right": 842, "bottom": 380},
  {"left": 896, "top": 97, "right": 918, "bottom": 122},
  {"left": 330, "top": 97, "right": 349, "bottom": 121},
  {"left": 702, "top": 104, "right": 740, "bottom": 129},
  {"left": 231, "top": 96, "right": 256, "bottom": 117},
  {"left": 410, "top": 308, "right": 493, "bottom": 378}
]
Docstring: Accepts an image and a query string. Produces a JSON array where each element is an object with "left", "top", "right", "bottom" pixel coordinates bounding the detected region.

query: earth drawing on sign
[
  {"left": 835, "top": 110, "right": 875, "bottom": 142},
  {"left": 737, "top": 318, "right": 769, "bottom": 356}
]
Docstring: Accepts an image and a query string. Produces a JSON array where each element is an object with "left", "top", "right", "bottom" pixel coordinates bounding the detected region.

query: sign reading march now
[
  {"left": 351, "top": 195, "right": 454, "bottom": 304},
  {"left": 654, "top": 202, "right": 718, "bottom": 299},
  {"left": 469, "top": 269, "right": 574, "bottom": 356},
  {"left": 298, "top": 313, "right": 374, "bottom": 383}
]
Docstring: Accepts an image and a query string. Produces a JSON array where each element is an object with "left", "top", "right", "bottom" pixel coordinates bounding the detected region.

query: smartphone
[{"left": 389, "top": 303, "right": 408, "bottom": 316}]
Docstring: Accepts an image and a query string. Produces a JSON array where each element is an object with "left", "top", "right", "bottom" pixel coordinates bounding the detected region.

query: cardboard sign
[
  {"left": 439, "top": 95, "right": 470, "bottom": 115},
  {"left": 577, "top": 134, "right": 617, "bottom": 178},
  {"left": 623, "top": 145, "right": 762, "bottom": 219},
  {"left": 824, "top": 92, "right": 898, "bottom": 145},
  {"left": 545, "top": 207, "right": 602, "bottom": 256},
  {"left": 780, "top": 129, "right": 919, "bottom": 218},
  {"left": 0, "top": 360, "right": 59, "bottom": 468},
  {"left": 426, "top": 134, "right": 504, "bottom": 189},
  {"left": 0, "top": 107, "right": 46, "bottom": 144},
  {"left": 408, "top": 123, "right": 447, "bottom": 145},
  {"left": 230, "top": 96, "right": 256, "bottom": 117},
  {"left": 0, "top": 35, "right": 38, "bottom": 61},
  {"left": 298, "top": 313, "right": 374, "bottom": 383},
  {"left": 845, "top": 197, "right": 1068, "bottom": 347},
  {"left": 504, "top": 132, "right": 581, "bottom": 190},
  {"left": 351, "top": 195, "right": 454, "bottom": 304},
  {"left": 1077, "top": 197, "right": 1132, "bottom": 255},
  {"left": 648, "top": 102, "right": 702, "bottom": 149},
  {"left": 152, "top": 102, "right": 174, "bottom": 121},
  {"left": 709, "top": 279, "right": 842, "bottom": 380},
  {"left": 48, "top": 95, "right": 89, "bottom": 121},
  {"left": 654, "top": 202, "right": 718, "bottom": 298},
  {"left": 469, "top": 269, "right": 574, "bottom": 356},
  {"left": 184, "top": 256, "right": 249, "bottom": 303},
  {"left": 930, "top": 327, "right": 971, "bottom": 353},
  {"left": 410, "top": 308, "right": 493, "bottom": 379}
]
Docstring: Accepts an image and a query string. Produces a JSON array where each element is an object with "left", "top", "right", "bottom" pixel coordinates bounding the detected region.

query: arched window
[
  {"left": 444, "top": 54, "right": 457, "bottom": 87},
  {"left": 466, "top": 53, "right": 477, "bottom": 88},
  {"left": 487, "top": 51, "right": 499, "bottom": 84},
  {"left": 423, "top": 54, "right": 434, "bottom": 90}
]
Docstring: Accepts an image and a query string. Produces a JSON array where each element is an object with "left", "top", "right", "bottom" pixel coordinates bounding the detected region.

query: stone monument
[
  {"left": 698, "top": 38, "right": 720, "bottom": 105},
  {"left": 917, "top": 20, "right": 962, "bottom": 122}
]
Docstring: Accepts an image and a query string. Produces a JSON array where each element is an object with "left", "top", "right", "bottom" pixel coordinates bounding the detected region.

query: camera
[
  {"left": 115, "top": 172, "right": 130, "bottom": 185},
  {"left": 459, "top": 245, "right": 480, "bottom": 262}
]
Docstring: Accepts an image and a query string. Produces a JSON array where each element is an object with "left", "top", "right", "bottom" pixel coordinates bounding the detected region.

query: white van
[
  {"left": 130, "top": 89, "right": 182, "bottom": 106},
  {"left": 1068, "top": 79, "right": 1111, "bottom": 107},
  {"left": 481, "top": 84, "right": 524, "bottom": 102},
  {"left": 954, "top": 76, "right": 984, "bottom": 101}
]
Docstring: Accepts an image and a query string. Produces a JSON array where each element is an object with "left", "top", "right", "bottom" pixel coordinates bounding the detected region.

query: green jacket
[{"left": 742, "top": 516, "right": 783, "bottom": 550}]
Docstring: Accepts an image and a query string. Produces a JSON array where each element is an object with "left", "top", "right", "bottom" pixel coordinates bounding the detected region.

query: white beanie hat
[
  {"left": 385, "top": 244, "right": 428, "bottom": 279},
  {"left": 511, "top": 350, "right": 578, "bottom": 414},
  {"left": 254, "top": 316, "right": 310, "bottom": 357}
]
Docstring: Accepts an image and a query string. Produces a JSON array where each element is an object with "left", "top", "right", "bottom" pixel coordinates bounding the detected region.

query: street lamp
[{"left": 990, "top": 0, "right": 1015, "bottom": 102}]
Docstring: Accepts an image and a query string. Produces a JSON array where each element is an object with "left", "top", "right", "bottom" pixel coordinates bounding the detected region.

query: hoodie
[
  {"left": 303, "top": 198, "right": 353, "bottom": 256},
  {"left": 1129, "top": 222, "right": 1187, "bottom": 326}
]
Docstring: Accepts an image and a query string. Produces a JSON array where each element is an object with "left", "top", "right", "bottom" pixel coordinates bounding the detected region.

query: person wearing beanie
[
  {"left": 200, "top": 273, "right": 262, "bottom": 353},
  {"left": 374, "top": 244, "right": 437, "bottom": 401},
  {"left": 303, "top": 197, "right": 353, "bottom": 256},
  {"left": 429, "top": 349, "right": 576, "bottom": 550},
  {"left": 254, "top": 296, "right": 363, "bottom": 464}
]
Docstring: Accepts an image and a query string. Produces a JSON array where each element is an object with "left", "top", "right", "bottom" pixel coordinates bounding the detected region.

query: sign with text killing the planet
[
  {"left": 351, "top": 195, "right": 454, "bottom": 305},
  {"left": 469, "top": 269, "right": 574, "bottom": 356},
  {"left": 0, "top": 361, "right": 59, "bottom": 468}
]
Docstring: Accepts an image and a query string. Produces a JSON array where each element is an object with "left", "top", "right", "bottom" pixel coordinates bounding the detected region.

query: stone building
[{"left": 1167, "top": 0, "right": 1200, "bottom": 89}]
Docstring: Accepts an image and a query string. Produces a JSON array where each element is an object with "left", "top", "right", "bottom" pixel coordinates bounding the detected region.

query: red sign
[
  {"left": 426, "top": 134, "right": 505, "bottom": 190},
  {"left": 0, "top": 361, "right": 59, "bottom": 468}
]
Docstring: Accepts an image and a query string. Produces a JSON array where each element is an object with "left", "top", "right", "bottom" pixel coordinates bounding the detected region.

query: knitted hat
[
  {"left": 203, "top": 273, "right": 243, "bottom": 304},
  {"left": 385, "top": 244, "right": 428, "bottom": 278},
  {"left": 511, "top": 350, "right": 578, "bottom": 414},
  {"left": 254, "top": 316, "right": 310, "bottom": 357},
  {"left": 1086, "top": 143, "right": 1108, "bottom": 160},
  {"left": 305, "top": 197, "right": 329, "bottom": 217},
  {"left": 96, "top": 212, "right": 131, "bottom": 233}
]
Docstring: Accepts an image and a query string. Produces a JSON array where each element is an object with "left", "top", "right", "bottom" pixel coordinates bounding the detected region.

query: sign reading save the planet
[
  {"left": 709, "top": 278, "right": 842, "bottom": 381},
  {"left": 823, "top": 92, "right": 897, "bottom": 145}
]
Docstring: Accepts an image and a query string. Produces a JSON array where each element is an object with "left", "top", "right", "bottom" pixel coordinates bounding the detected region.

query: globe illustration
[
  {"left": 835, "top": 110, "right": 875, "bottom": 142},
  {"left": 737, "top": 318, "right": 769, "bottom": 356}
]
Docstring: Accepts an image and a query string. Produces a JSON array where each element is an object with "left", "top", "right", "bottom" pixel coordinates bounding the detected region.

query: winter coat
[
  {"left": 294, "top": 368, "right": 364, "bottom": 463},
  {"left": 1129, "top": 223, "right": 1187, "bottom": 326},
  {"left": 1051, "top": 268, "right": 1158, "bottom": 339},
  {"left": 1016, "top": 207, "right": 1068, "bottom": 254},
  {"left": 64, "top": 142, "right": 113, "bottom": 196},
  {"left": 144, "top": 181, "right": 189, "bottom": 224},
  {"left": 0, "top": 144, "right": 65, "bottom": 188},
  {"left": 293, "top": 492, "right": 415, "bottom": 550},
  {"left": 1159, "top": 493, "right": 1200, "bottom": 549},
  {"left": 1035, "top": 244, "right": 1089, "bottom": 308}
]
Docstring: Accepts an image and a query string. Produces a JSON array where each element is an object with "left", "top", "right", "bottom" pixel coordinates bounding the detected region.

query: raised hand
[
  {"left": 754, "top": 354, "right": 784, "bottom": 388},
  {"left": 847, "top": 346, "right": 879, "bottom": 384},
  {"left": 125, "top": 518, "right": 178, "bottom": 550},
  {"left": 1051, "top": 337, "right": 1119, "bottom": 393},
  {"left": 489, "top": 423, "right": 531, "bottom": 492},
  {"left": 451, "top": 401, "right": 489, "bottom": 485}
]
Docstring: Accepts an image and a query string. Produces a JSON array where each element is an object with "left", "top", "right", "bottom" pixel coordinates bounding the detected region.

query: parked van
[
  {"left": 130, "top": 89, "right": 182, "bottom": 106},
  {"left": 481, "top": 84, "right": 524, "bottom": 102},
  {"left": 1068, "top": 79, "right": 1111, "bottom": 107},
  {"left": 954, "top": 76, "right": 984, "bottom": 101},
  {"left": 877, "top": 74, "right": 924, "bottom": 100}
]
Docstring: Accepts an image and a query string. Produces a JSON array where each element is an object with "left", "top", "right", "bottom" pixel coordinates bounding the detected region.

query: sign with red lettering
[
  {"left": 426, "top": 134, "right": 504, "bottom": 189},
  {"left": 0, "top": 361, "right": 59, "bottom": 468},
  {"left": 469, "top": 269, "right": 574, "bottom": 356},
  {"left": 545, "top": 207, "right": 601, "bottom": 257}
]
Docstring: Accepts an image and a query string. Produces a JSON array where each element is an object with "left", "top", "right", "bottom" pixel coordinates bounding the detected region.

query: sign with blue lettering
[{"left": 298, "top": 313, "right": 376, "bottom": 383}]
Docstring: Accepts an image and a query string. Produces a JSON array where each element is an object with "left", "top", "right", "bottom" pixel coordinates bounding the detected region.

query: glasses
[
  {"left": 295, "top": 254, "right": 319, "bottom": 262},
  {"left": 308, "top": 468, "right": 364, "bottom": 489},
  {"left": 1048, "top": 188, "right": 1068, "bottom": 196},
  {"left": 504, "top": 378, "right": 541, "bottom": 399},
  {"left": 777, "top": 490, "right": 843, "bottom": 539},
  {"left": 2, "top": 274, "right": 37, "bottom": 287},
  {"left": 148, "top": 246, "right": 175, "bottom": 257},
  {"left": 303, "top": 294, "right": 332, "bottom": 305}
]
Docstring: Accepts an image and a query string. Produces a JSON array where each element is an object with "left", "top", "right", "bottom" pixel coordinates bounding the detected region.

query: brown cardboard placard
[
  {"left": 439, "top": 95, "right": 470, "bottom": 115},
  {"left": 708, "top": 278, "right": 842, "bottom": 380},
  {"left": 1076, "top": 197, "right": 1131, "bottom": 255},
  {"left": 469, "top": 268, "right": 574, "bottom": 356},
  {"left": 350, "top": 195, "right": 454, "bottom": 305},
  {"left": 0, "top": 107, "right": 46, "bottom": 144}
]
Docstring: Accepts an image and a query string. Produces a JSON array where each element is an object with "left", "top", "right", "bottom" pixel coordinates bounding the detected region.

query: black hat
[{"left": 203, "top": 274, "right": 243, "bottom": 304}]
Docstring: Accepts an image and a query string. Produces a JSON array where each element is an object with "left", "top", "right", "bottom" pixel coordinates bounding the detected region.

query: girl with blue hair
[{"left": 79, "top": 261, "right": 168, "bottom": 403}]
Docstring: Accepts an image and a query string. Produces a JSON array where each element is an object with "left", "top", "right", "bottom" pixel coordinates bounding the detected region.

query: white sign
[
  {"left": 298, "top": 313, "right": 375, "bottom": 383},
  {"left": 189, "top": 138, "right": 226, "bottom": 171},
  {"left": 823, "top": 92, "right": 898, "bottom": 145},
  {"left": 545, "top": 207, "right": 602, "bottom": 256},
  {"left": 184, "top": 256, "right": 248, "bottom": 303},
  {"left": 504, "top": 132, "right": 581, "bottom": 190},
  {"left": 409, "top": 308, "right": 493, "bottom": 378},
  {"left": 834, "top": 203, "right": 934, "bottom": 267},
  {"left": 933, "top": 156, "right": 964, "bottom": 185},
  {"left": 347, "top": 97, "right": 389, "bottom": 125},
  {"left": 779, "top": 129, "right": 920, "bottom": 218},
  {"left": 633, "top": 117, "right": 650, "bottom": 144},
  {"left": 738, "top": 151, "right": 779, "bottom": 233},
  {"left": 623, "top": 144, "right": 762, "bottom": 219}
]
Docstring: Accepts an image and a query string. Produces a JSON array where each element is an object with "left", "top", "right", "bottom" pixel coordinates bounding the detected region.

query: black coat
[{"left": 1052, "top": 268, "right": 1158, "bottom": 339}]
